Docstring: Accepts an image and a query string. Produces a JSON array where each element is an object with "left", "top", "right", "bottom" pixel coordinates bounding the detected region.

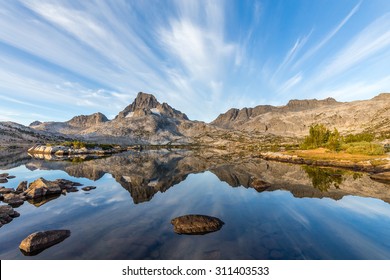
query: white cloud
[
  {"left": 293, "top": 1, "right": 362, "bottom": 69},
  {"left": 318, "top": 13, "right": 390, "bottom": 82}
]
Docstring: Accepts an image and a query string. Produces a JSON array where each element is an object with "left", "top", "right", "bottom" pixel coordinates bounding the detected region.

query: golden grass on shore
[{"left": 284, "top": 148, "right": 389, "bottom": 163}]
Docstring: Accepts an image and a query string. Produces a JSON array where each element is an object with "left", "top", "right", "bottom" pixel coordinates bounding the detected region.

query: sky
[{"left": 0, "top": 0, "right": 389, "bottom": 125}]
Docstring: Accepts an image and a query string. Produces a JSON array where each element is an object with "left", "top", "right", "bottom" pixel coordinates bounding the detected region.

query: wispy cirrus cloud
[
  {"left": 292, "top": 1, "right": 362, "bottom": 70},
  {"left": 0, "top": 0, "right": 389, "bottom": 125}
]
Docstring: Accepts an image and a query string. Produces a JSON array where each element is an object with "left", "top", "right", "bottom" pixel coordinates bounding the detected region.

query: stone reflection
[{"left": 21, "top": 150, "right": 390, "bottom": 205}]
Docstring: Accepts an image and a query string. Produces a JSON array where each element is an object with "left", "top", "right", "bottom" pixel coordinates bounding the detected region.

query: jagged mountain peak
[{"left": 115, "top": 92, "right": 188, "bottom": 120}]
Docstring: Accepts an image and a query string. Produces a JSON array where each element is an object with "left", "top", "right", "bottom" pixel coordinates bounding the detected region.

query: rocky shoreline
[
  {"left": 257, "top": 152, "right": 390, "bottom": 173},
  {"left": 27, "top": 144, "right": 126, "bottom": 156}
]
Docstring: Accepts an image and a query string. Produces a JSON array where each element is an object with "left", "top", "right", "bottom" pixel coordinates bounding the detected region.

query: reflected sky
[{"left": 1, "top": 152, "right": 390, "bottom": 259}]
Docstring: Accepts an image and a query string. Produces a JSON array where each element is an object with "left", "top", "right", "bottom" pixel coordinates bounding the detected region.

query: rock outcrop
[
  {"left": 19, "top": 230, "right": 71, "bottom": 255},
  {"left": 171, "top": 214, "right": 225, "bottom": 235}
]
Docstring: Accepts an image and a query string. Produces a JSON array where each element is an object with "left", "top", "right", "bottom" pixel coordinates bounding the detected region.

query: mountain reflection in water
[
  {"left": 23, "top": 150, "right": 390, "bottom": 204},
  {"left": 1, "top": 150, "right": 390, "bottom": 259}
]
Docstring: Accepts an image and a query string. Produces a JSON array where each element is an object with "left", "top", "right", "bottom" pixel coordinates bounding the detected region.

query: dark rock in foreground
[
  {"left": 0, "top": 173, "right": 9, "bottom": 178},
  {"left": 19, "top": 230, "right": 71, "bottom": 255},
  {"left": 171, "top": 214, "right": 224, "bottom": 235},
  {"left": 0, "top": 178, "right": 8, "bottom": 183},
  {"left": 0, "top": 205, "right": 20, "bottom": 228},
  {"left": 81, "top": 186, "right": 96, "bottom": 191}
]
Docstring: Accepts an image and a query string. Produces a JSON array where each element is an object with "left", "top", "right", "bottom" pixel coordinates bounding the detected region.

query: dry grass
[{"left": 284, "top": 148, "right": 388, "bottom": 163}]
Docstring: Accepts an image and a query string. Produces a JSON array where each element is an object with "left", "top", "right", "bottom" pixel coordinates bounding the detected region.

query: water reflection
[
  {"left": 302, "top": 166, "right": 345, "bottom": 192},
  {"left": 3, "top": 150, "right": 390, "bottom": 204},
  {"left": 1, "top": 150, "right": 390, "bottom": 259}
]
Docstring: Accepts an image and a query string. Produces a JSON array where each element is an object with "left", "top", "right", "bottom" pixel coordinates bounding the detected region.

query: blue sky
[{"left": 0, "top": 0, "right": 389, "bottom": 125}]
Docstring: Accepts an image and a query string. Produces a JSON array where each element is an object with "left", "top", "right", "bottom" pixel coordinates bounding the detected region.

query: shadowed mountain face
[{"left": 23, "top": 150, "right": 390, "bottom": 205}]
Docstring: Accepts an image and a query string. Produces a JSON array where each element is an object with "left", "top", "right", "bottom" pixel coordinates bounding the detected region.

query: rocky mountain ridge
[
  {"left": 212, "top": 93, "right": 390, "bottom": 137},
  {"left": 1, "top": 92, "right": 389, "bottom": 145}
]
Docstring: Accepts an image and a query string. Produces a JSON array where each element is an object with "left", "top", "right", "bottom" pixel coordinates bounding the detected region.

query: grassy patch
[
  {"left": 285, "top": 148, "right": 387, "bottom": 162},
  {"left": 342, "top": 142, "right": 385, "bottom": 155}
]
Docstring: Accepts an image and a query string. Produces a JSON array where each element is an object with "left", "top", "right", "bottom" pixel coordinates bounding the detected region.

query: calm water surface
[{"left": 1, "top": 150, "right": 390, "bottom": 259}]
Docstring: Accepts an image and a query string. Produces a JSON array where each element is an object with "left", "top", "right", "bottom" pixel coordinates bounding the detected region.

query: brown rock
[
  {"left": 0, "top": 187, "right": 15, "bottom": 194},
  {"left": 19, "top": 230, "right": 71, "bottom": 255},
  {"left": 0, "top": 178, "right": 8, "bottom": 184},
  {"left": 0, "top": 205, "right": 20, "bottom": 228},
  {"left": 2, "top": 193, "right": 26, "bottom": 207},
  {"left": 6, "top": 175, "right": 16, "bottom": 179},
  {"left": 81, "top": 186, "right": 96, "bottom": 191},
  {"left": 171, "top": 214, "right": 224, "bottom": 235},
  {"left": 0, "top": 173, "right": 9, "bottom": 178},
  {"left": 24, "top": 178, "right": 62, "bottom": 199},
  {"left": 251, "top": 178, "right": 271, "bottom": 192},
  {"left": 16, "top": 181, "right": 28, "bottom": 193}
]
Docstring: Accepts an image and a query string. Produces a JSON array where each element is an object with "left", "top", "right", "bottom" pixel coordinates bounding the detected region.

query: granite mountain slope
[
  {"left": 2, "top": 92, "right": 389, "bottom": 146},
  {"left": 212, "top": 93, "right": 390, "bottom": 137},
  {"left": 30, "top": 92, "right": 211, "bottom": 145}
]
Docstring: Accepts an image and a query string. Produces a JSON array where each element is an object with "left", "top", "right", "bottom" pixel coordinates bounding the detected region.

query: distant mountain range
[{"left": 1, "top": 92, "right": 389, "bottom": 146}]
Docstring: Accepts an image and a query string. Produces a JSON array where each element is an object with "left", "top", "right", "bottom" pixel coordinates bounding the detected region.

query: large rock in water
[
  {"left": 24, "top": 178, "right": 62, "bottom": 199},
  {"left": 19, "top": 230, "right": 71, "bottom": 255},
  {"left": 24, "top": 178, "right": 81, "bottom": 199},
  {"left": 171, "top": 215, "right": 224, "bottom": 235}
]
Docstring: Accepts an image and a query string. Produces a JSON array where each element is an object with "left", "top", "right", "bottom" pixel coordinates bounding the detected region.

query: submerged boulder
[
  {"left": 0, "top": 205, "right": 20, "bottom": 228},
  {"left": 171, "top": 214, "right": 224, "bottom": 235},
  {"left": 19, "top": 230, "right": 71, "bottom": 255}
]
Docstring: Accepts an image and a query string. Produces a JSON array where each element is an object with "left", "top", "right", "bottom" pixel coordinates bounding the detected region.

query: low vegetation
[
  {"left": 49, "top": 141, "right": 115, "bottom": 150},
  {"left": 300, "top": 124, "right": 385, "bottom": 155}
]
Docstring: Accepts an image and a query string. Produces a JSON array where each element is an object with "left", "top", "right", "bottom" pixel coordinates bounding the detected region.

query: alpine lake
[{"left": 1, "top": 147, "right": 390, "bottom": 260}]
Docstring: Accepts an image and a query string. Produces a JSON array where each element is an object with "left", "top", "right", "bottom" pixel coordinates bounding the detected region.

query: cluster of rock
[
  {"left": 1, "top": 177, "right": 95, "bottom": 211},
  {"left": 27, "top": 145, "right": 122, "bottom": 156},
  {"left": 0, "top": 173, "right": 15, "bottom": 184}
]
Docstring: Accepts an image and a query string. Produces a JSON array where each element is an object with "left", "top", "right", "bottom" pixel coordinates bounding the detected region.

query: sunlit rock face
[{"left": 19, "top": 230, "right": 71, "bottom": 255}]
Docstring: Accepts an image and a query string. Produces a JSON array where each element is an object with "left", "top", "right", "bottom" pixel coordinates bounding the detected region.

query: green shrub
[
  {"left": 342, "top": 142, "right": 384, "bottom": 155},
  {"left": 301, "top": 124, "right": 330, "bottom": 149},
  {"left": 344, "top": 132, "right": 375, "bottom": 143}
]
